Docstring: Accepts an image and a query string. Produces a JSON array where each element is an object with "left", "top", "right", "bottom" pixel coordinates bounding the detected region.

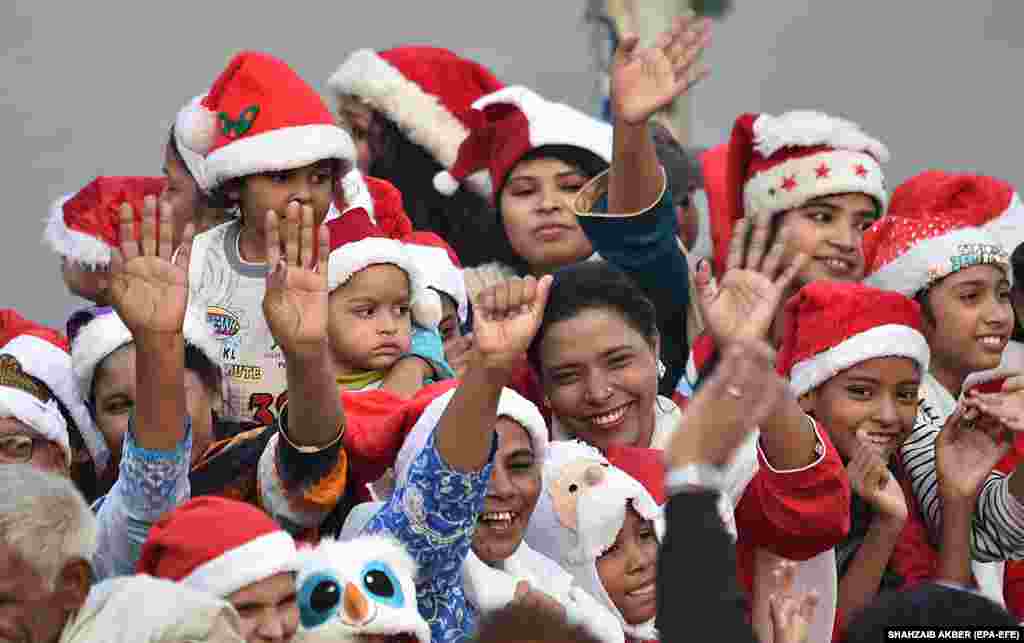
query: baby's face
[{"left": 327, "top": 264, "right": 412, "bottom": 375}]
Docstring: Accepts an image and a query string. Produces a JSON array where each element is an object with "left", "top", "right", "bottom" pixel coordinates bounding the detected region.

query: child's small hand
[
  {"left": 846, "top": 444, "right": 908, "bottom": 525},
  {"left": 936, "top": 402, "right": 1010, "bottom": 503},
  {"left": 470, "top": 275, "right": 553, "bottom": 373},
  {"left": 766, "top": 560, "right": 819, "bottom": 643},
  {"left": 108, "top": 196, "right": 193, "bottom": 338},
  {"left": 262, "top": 202, "right": 330, "bottom": 360},
  {"left": 610, "top": 13, "right": 711, "bottom": 126}
]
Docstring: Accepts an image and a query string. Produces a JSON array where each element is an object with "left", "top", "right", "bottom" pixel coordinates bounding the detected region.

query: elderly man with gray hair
[{"left": 0, "top": 464, "right": 244, "bottom": 643}]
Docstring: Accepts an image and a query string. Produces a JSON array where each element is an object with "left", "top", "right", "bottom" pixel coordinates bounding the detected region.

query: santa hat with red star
[
  {"left": 327, "top": 46, "right": 505, "bottom": 197},
  {"left": 175, "top": 51, "right": 355, "bottom": 190},
  {"left": 43, "top": 176, "right": 168, "bottom": 270},
  {"left": 0, "top": 310, "right": 105, "bottom": 472},
  {"left": 431, "top": 86, "right": 613, "bottom": 201},
  {"left": 777, "top": 282, "right": 930, "bottom": 397},
  {"left": 403, "top": 231, "right": 469, "bottom": 325},
  {"left": 721, "top": 111, "right": 889, "bottom": 262},
  {"left": 137, "top": 496, "right": 299, "bottom": 598},
  {"left": 864, "top": 170, "right": 1024, "bottom": 297}
]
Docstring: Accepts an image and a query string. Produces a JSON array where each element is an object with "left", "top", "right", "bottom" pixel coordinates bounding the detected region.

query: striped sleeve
[{"left": 900, "top": 404, "right": 1024, "bottom": 562}]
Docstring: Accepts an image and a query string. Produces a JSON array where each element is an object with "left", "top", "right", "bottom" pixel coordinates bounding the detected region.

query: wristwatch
[{"left": 666, "top": 463, "right": 727, "bottom": 495}]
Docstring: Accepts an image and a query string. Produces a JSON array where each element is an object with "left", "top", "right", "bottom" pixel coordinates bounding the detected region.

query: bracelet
[{"left": 279, "top": 415, "right": 346, "bottom": 454}]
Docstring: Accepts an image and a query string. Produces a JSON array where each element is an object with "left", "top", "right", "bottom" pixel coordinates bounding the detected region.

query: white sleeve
[{"left": 565, "top": 586, "right": 626, "bottom": 643}]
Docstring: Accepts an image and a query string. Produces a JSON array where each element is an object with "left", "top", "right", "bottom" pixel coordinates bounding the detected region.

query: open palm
[
  {"left": 610, "top": 14, "right": 710, "bottom": 125},
  {"left": 108, "top": 198, "right": 191, "bottom": 335},
  {"left": 937, "top": 405, "right": 1009, "bottom": 501},
  {"left": 471, "top": 276, "right": 553, "bottom": 372},
  {"left": 262, "top": 204, "right": 330, "bottom": 358}
]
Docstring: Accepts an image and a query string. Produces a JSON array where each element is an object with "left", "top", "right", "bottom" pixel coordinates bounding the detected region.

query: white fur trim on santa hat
[
  {"left": 788, "top": 324, "right": 930, "bottom": 397},
  {"left": 0, "top": 389, "right": 70, "bottom": 465},
  {"left": 340, "top": 169, "right": 376, "bottom": 224},
  {"left": 866, "top": 227, "right": 1011, "bottom": 297},
  {"left": 183, "top": 529, "right": 298, "bottom": 598},
  {"left": 327, "top": 237, "right": 420, "bottom": 293},
  {"left": 2, "top": 334, "right": 106, "bottom": 474},
  {"left": 744, "top": 149, "right": 887, "bottom": 220},
  {"left": 328, "top": 49, "right": 469, "bottom": 173},
  {"left": 753, "top": 111, "right": 889, "bottom": 162},
  {"left": 43, "top": 193, "right": 115, "bottom": 270},
  {"left": 173, "top": 95, "right": 214, "bottom": 193},
  {"left": 204, "top": 124, "right": 356, "bottom": 189},
  {"left": 473, "top": 86, "right": 614, "bottom": 164},
  {"left": 70, "top": 313, "right": 133, "bottom": 402},
  {"left": 404, "top": 244, "right": 470, "bottom": 324}
]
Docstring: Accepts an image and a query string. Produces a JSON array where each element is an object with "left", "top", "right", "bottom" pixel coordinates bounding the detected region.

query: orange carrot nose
[{"left": 344, "top": 582, "right": 370, "bottom": 623}]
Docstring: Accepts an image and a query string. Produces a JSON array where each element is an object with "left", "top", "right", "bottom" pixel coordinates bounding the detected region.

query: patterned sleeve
[
  {"left": 363, "top": 429, "right": 495, "bottom": 643},
  {"left": 92, "top": 416, "right": 192, "bottom": 580},
  {"left": 900, "top": 405, "right": 1024, "bottom": 562},
  {"left": 258, "top": 413, "right": 348, "bottom": 535}
]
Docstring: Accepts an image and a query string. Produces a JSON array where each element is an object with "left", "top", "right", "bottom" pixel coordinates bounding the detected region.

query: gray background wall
[{"left": 4, "top": 1, "right": 1021, "bottom": 328}]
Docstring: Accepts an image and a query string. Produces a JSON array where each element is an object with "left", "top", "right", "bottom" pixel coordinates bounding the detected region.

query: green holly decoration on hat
[{"left": 219, "top": 105, "right": 260, "bottom": 138}]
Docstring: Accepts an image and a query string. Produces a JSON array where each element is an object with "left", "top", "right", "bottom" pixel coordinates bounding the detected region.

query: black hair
[
  {"left": 1012, "top": 241, "right": 1024, "bottom": 288},
  {"left": 185, "top": 344, "right": 222, "bottom": 400},
  {"left": 845, "top": 583, "right": 1016, "bottom": 642},
  {"left": 368, "top": 114, "right": 519, "bottom": 268},
  {"left": 649, "top": 122, "right": 704, "bottom": 209},
  {"left": 527, "top": 261, "right": 658, "bottom": 374},
  {"left": 472, "top": 601, "right": 600, "bottom": 643}
]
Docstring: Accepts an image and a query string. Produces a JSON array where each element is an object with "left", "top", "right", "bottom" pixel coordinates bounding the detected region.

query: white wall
[{"left": 4, "top": 1, "right": 1021, "bottom": 327}]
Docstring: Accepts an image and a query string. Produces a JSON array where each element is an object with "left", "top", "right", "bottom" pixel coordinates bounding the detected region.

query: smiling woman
[{"left": 528, "top": 262, "right": 680, "bottom": 452}]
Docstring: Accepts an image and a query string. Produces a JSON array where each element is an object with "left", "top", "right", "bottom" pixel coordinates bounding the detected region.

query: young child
[
  {"left": 403, "top": 231, "right": 470, "bottom": 374},
  {"left": 777, "top": 281, "right": 1003, "bottom": 633},
  {"left": 324, "top": 234, "right": 452, "bottom": 395},
  {"left": 525, "top": 441, "right": 665, "bottom": 643},
  {"left": 864, "top": 170, "right": 1024, "bottom": 608},
  {"left": 175, "top": 51, "right": 359, "bottom": 424}
]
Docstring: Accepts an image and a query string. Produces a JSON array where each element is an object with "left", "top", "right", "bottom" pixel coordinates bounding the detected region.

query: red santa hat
[
  {"left": 431, "top": 86, "right": 613, "bottom": 201},
  {"left": 67, "top": 305, "right": 221, "bottom": 415},
  {"left": 0, "top": 311, "right": 104, "bottom": 470},
  {"left": 864, "top": 170, "right": 1024, "bottom": 297},
  {"left": 403, "top": 231, "right": 469, "bottom": 325},
  {"left": 777, "top": 281, "right": 930, "bottom": 397},
  {"left": 718, "top": 111, "right": 889, "bottom": 269},
  {"left": 137, "top": 496, "right": 299, "bottom": 598},
  {"left": 175, "top": 51, "right": 355, "bottom": 189},
  {"left": 43, "top": 176, "right": 168, "bottom": 270},
  {"left": 327, "top": 46, "right": 504, "bottom": 196}
]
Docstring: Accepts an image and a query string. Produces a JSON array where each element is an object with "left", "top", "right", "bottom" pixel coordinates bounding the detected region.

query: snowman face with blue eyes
[{"left": 293, "top": 535, "right": 430, "bottom": 643}]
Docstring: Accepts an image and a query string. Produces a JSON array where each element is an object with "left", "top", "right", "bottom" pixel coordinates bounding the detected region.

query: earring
[{"left": 657, "top": 360, "right": 667, "bottom": 380}]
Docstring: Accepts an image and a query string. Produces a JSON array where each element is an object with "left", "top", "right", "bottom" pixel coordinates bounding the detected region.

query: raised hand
[
  {"left": 262, "top": 202, "right": 330, "bottom": 359},
  {"left": 471, "top": 275, "right": 553, "bottom": 372},
  {"left": 695, "top": 217, "right": 808, "bottom": 349},
  {"left": 766, "top": 560, "right": 819, "bottom": 643},
  {"left": 511, "top": 581, "right": 567, "bottom": 622},
  {"left": 108, "top": 196, "right": 192, "bottom": 336},
  {"left": 666, "top": 340, "right": 785, "bottom": 469},
  {"left": 968, "top": 383, "right": 1024, "bottom": 433},
  {"left": 610, "top": 14, "right": 711, "bottom": 125},
  {"left": 936, "top": 403, "right": 1010, "bottom": 502},
  {"left": 445, "top": 333, "right": 475, "bottom": 380},
  {"left": 846, "top": 444, "right": 908, "bottom": 523}
]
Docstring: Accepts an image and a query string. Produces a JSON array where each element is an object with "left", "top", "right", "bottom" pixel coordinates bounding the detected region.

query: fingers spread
[
  {"left": 118, "top": 202, "right": 139, "bottom": 262},
  {"left": 265, "top": 211, "right": 281, "bottom": 272},
  {"left": 141, "top": 195, "right": 157, "bottom": 257},
  {"left": 300, "top": 204, "right": 315, "bottom": 269},
  {"left": 158, "top": 200, "right": 174, "bottom": 260}
]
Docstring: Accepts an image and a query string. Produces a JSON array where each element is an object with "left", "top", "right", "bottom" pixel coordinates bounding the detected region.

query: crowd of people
[{"left": 5, "top": 10, "right": 1024, "bottom": 643}]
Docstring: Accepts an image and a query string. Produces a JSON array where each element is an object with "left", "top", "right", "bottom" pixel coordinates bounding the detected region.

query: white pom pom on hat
[{"left": 174, "top": 100, "right": 219, "bottom": 156}]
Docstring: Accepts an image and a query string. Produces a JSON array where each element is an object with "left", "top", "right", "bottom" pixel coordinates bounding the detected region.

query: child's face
[
  {"left": 595, "top": 505, "right": 658, "bottom": 626},
  {"left": 778, "top": 193, "right": 877, "bottom": 287},
  {"left": 923, "top": 265, "right": 1013, "bottom": 381},
  {"left": 234, "top": 160, "right": 335, "bottom": 229},
  {"left": 499, "top": 157, "right": 593, "bottom": 274},
  {"left": 802, "top": 357, "right": 921, "bottom": 462},
  {"left": 438, "top": 292, "right": 462, "bottom": 346},
  {"left": 327, "top": 264, "right": 412, "bottom": 375}
]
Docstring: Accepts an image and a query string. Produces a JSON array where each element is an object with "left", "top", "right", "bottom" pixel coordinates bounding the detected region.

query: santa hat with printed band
[
  {"left": 433, "top": 86, "right": 613, "bottom": 200},
  {"left": 0, "top": 312, "right": 103, "bottom": 468},
  {"left": 864, "top": 171, "right": 1024, "bottom": 297},
  {"left": 138, "top": 496, "right": 299, "bottom": 598},
  {"left": 175, "top": 51, "right": 355, "bottom": 189},
  {"left": 327, "top": 46, "right": 504, "bottom": 197},
  {"left": 43, "top": 176, "right": 168, "bottom": 270},
  {"left": 68, "top": 305, "right": 222, "bottom": 412},
  {"left": 777, "top": 282, "right": 930, "bottom": 397},
  {"left": 403, "top": 232, "right": 469, "bottom": 325},
  {"left": 720, "top": 111, "right": 889, "bottom": 272}
]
